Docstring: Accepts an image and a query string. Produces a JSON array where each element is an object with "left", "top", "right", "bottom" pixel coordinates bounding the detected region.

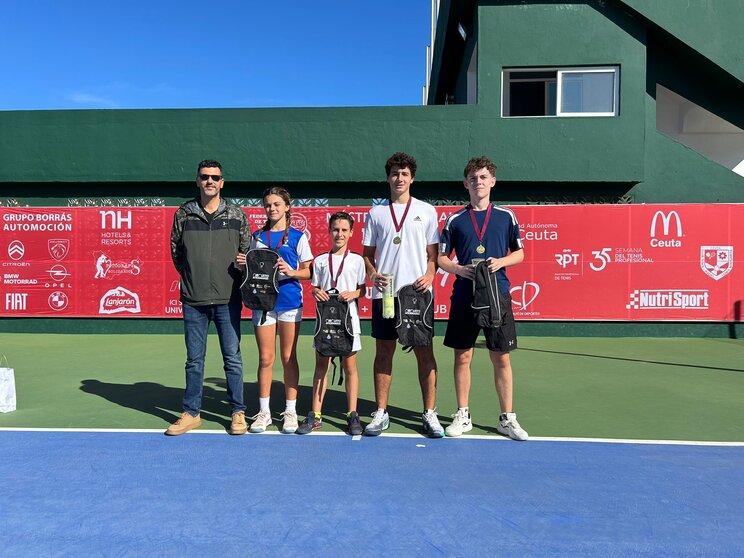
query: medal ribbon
[
  {"left": 388, "top": 197, "right": 412, "bottom": 237},
  {"left": 327, "top": 249, "right": 349, "bottom": 290},
  {"left": 467, "top": 203, "right": 492, "bottom": 247},
  {"left": 266, "top": 227, "right": 288, "bottom": 251}
]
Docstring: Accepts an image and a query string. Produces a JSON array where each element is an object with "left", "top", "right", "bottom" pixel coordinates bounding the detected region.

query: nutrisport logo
[{"left": 626, "top": 289, "right": 709, "bottom": 310}]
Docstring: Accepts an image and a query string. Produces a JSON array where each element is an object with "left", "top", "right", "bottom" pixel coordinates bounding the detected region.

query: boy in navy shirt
[{"left": 438, "top": 156, "right": 528, "bottom": 440}]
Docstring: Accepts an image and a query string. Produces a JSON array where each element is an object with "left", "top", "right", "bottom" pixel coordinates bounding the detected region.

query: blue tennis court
[{"left": 1, "top": 430, "right": 742, "bottom": 556}]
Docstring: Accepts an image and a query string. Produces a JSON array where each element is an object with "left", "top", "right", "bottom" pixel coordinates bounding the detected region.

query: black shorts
[
  {"left": 371, "top": 298, "right": 398, "bottom": 341},
  {"left": 443, "top": 297, "right": 518, "bottom": 353}
]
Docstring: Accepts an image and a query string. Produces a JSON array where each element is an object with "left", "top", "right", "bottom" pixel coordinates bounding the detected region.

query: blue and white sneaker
[
  {"left": 249, "top": 410, "right": 272, "bottom": 433},
  {"left": 364, "top": 409, "right": 389, "bottom": 436},
  {"left": 423, "top": 409, "right": 445, "bottom": 438},
  {"left": 280, "top": 409, "right": 299, "bottom": 434}
]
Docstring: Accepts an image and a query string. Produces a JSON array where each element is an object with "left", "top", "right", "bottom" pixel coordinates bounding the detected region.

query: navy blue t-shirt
[{"left": 440, "top": 204, "right": 523, "bottom": 303}]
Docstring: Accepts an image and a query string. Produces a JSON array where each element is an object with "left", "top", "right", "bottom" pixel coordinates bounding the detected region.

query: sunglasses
[{"left": 199, "top": 174, "right": 223, "bottom": 181}]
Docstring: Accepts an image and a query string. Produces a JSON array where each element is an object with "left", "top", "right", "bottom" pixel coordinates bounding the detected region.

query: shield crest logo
[
  {"left": 48, "top": 239, "right": 70, "bottom": 261},
  {"left": 700, "top": 246, "right": 733, "bottom": 280}
]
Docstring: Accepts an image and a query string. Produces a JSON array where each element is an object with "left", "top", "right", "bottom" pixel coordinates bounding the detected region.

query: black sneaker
[
  {"left": 297, "top": 411, "right": 322, "bottom": 435},
  {"left": 347, "top": 411, "right": 363, "bottom": 436}
]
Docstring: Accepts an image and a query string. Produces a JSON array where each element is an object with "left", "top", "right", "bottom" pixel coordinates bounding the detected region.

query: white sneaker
[
  {"left": 363, "top": 409, "right": 390, "bottom": 436},
  {"left": 445, "top": 409, "right": 473, "bottom": 437},
  {"left": 280, "top": 409, "right": 299, "bottom": 434},
  {"left": 497, "top": 412, "right": 529, "bottom": 441},
  {"left": 249, "top": 410, "right": 272, "bottom": 433},
  {"left": 422, "top": 409, "right": 445, "bottom": 438}
]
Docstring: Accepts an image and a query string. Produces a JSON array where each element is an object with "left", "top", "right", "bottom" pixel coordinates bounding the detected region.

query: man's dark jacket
[{"left": 170, "top": 198, "right": 250, "bottom": 306}]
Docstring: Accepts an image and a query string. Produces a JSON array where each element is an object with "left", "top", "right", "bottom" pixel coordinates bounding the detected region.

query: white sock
[
  {"left": 459, "top": 407, "right": 469, "bottom": 415},
  {"left": 259, "top": 397, "right": 270, "bottom": 413},
  {"left": 285, "top": 399, "right": 297, "bottom": 412}
]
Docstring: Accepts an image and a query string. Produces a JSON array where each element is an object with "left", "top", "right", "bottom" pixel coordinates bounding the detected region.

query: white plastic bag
[{"left": 0, "top": 355, "right": 16, "bottom": 413}]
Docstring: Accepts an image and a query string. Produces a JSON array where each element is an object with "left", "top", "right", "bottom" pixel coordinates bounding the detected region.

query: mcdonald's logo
[{"left": 650, "top": 211, "right": 682, "bottom": 247}]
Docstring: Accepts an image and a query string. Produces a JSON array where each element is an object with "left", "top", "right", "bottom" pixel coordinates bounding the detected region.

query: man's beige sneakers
[
  {"left": 229, "top": 410, "right": 248, "bottom": 435},
  {"left": 165, "top": 412, "right": 202, "bottom": 436}
]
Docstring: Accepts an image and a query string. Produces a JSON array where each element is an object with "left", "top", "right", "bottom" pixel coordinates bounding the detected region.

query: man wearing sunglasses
[{"left": 167, "top": 159, "right": 251, "bottom": 436}]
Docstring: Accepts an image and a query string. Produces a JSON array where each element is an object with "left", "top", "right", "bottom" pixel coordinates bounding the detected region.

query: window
[{"left": 503, "top": 67, "right": 619, "bottom": 117}]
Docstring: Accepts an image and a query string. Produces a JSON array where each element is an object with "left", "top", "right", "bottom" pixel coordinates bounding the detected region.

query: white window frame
[{"left": 502, "top": 66, "right": 619, "bottom": 118}]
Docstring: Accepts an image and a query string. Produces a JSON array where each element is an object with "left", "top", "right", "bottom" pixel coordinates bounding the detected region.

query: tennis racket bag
[
  {"left": 314, "top": 291, "right": 354, "bottom": 358},
  {"left": 395, "top": 284, "right": 434, "bottom": 350},
  {"left": 240, "top": 248, "right": 279, "bottom": 324},
  {"left": 314, "top": 290, "right": 354, "bottom": 384},
  {"left": 472, "top": 260, "right": 507, "bottom": 330}
]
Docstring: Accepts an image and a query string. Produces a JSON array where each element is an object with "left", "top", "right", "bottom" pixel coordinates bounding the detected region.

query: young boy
[
  {"left": 437, "top": 156, "right": 529, "bottom": 440},
  {"left": 362, "top": 152, "right": 444, "bottom": 438},
  {"left": 298, "top": 212, "right": 367, "bottom": 435}
]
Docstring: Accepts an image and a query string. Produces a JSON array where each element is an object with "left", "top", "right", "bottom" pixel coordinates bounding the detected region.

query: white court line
[{"left": 1, "top": 427, "right": 743, "bottom": 446}]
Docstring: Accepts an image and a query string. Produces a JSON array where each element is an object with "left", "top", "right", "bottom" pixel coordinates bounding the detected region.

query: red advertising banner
[{"left": 1, "top": 205, "right": 742, "bottom": 321}]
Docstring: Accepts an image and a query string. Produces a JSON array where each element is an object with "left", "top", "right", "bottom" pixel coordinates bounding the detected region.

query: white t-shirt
[
  {"left": 311, "top": 250, "right": 366, "bottom": 335},
  {"left": 363, "top": 197, "right": 440, "bottom": 299}
]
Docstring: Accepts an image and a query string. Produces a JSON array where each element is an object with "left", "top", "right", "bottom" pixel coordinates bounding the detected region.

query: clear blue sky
[{"left": 1, "top": 0, "right": 432, "bottom": 111}]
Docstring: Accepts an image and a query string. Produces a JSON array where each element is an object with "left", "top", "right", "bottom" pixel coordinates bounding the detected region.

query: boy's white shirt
[
  {"left": 311, "top": 251, "right": 366, "bottom": 335},
  {"left": 363, "top": 197, "right": 440, "bottom": 299}
]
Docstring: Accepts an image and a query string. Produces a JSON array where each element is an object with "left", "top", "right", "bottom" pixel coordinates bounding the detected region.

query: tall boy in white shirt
[{"left": 362, "top": 152, "right": 444, "bottom": 437}]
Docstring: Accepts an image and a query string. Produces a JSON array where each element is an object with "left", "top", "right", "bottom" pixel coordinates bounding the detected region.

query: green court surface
[{"left": 1, "top": 333, "right": 742, "bottom": 442}]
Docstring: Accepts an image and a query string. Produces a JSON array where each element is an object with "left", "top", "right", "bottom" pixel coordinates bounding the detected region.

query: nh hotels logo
[{"left": 650, "top": 210, "right": 682, "bottom": 248}]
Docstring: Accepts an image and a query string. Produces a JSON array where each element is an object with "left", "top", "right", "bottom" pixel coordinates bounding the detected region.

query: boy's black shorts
[
  {"left": 443, "top": 296, "right": 518, "bottom": 353},
  {"left": 371, "top": 298, "right": 399, "bottom": 340}
]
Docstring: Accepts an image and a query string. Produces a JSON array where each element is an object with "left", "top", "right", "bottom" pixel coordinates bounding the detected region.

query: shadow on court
[
  {"left": 79, "top": 379, "right": 230, "bottom": 430},
  {"left": 79, "top": 377, "right": 433, "bottom": 436}
]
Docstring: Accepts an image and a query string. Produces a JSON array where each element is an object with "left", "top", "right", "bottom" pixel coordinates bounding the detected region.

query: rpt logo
[
  {"left": 554, "top": 249, "right": 580, "bottom": 269},
  {"left": 650, "top": 210, "right": 682, "bottom": 248}
]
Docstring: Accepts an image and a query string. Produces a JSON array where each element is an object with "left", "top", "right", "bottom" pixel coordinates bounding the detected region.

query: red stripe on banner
[{"left": 0, "top": 205, "right": 742, "bottom": 321}]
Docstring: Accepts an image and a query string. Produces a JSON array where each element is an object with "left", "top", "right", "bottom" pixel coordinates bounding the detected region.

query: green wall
[
  {"left": 620, "top": 0, "right": 744, "bottom": 84},
  {"left": 0, "top": 105, "right": 475, "bottom": 184},
  {"left": 475, "top": 2, "right": 647, "bottom": 183}
]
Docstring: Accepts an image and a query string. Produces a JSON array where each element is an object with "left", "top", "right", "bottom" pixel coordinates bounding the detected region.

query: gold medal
[
  {"left": 389, "top": 199, "right": 410, "bottom": 248},
  {"left": 469, "top": 204, "right": 491, "bottom": 258}
]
